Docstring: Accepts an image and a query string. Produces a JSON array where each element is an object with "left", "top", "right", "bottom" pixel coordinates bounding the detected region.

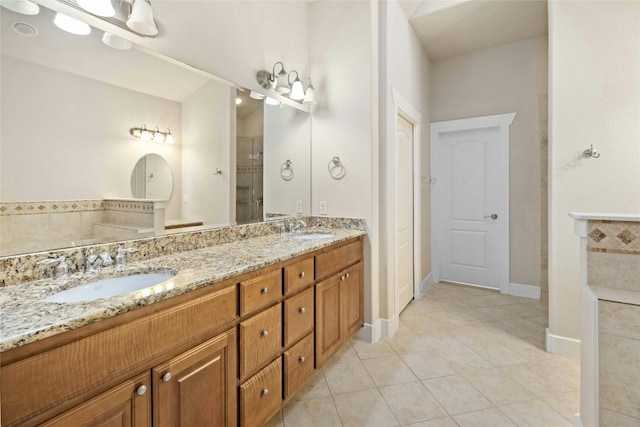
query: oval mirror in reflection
[{"left": 131, "top": 154, "right": 173, "bottom": 200}]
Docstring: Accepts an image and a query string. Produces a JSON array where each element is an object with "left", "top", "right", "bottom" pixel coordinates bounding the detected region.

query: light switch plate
[
  {"left": 296, "top": 200, "right": 303, "bottom": 213},
  {"left": 320, "top": 201, "right": 327, "bottom": 215}
]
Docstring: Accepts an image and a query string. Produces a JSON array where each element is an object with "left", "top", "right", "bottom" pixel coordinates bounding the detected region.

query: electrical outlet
[
  {"left": 320, "top": 201, "right": 327, "bottom": 215},
  {"left": 183, "top": 195, "right": 190, "bottom": 203},
  {"left": 296, "top": 200, "right": 303, "bottom": 213}
]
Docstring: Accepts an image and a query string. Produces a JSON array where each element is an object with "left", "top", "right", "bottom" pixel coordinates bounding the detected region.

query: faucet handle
[{"left": 37, "top": 256, "right": 69, "bottom": 280}]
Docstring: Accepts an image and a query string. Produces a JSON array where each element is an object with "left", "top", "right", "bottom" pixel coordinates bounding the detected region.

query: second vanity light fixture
[
  {"left": 256, "top": 62, "right": 316, "bottom": 105},
  {"left": 130, "top": 125, "right": 174, "bottom": 144}
]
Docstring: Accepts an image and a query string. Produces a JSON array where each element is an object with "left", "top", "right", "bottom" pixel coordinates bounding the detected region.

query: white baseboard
[
  {"left": 546, "top": 328, "right": 581, "bottom": 359},
  {"left": 416, "top": 273, "right": 434, "bottom": 299},
  {"left": 503, "top": 282, "right": 541, "bottom": 300},
  {"left": 356, "top": 321, "right": 381, "bottom": 343},
  {"left": 381, "top": 315, "right": 400, "bottom": 338},
  {"left": 573, "top": 413, "right": 583, "bottom": 427}
]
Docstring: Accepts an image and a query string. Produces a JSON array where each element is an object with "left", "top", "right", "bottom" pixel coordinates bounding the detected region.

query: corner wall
[{"left": 548, "top": 1, "right": 640, "bottom": 352}]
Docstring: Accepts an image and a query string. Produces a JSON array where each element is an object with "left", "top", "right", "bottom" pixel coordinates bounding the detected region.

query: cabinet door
[
  {"left": 342, "top": 262, "right": 364, "bottom": 339},
  {"left": 153, "top": 328, "right": 237, "bottom": 427},
  {"left": 315, "top": 275, "right": 342, "bottom": 368},
  {"left": 41, "top": 372, "right": 151, "bottom": 427}
]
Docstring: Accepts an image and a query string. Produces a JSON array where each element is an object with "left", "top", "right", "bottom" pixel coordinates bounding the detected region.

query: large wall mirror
[{"left": 0, "top": 3, "right": 311, "bottom": 256}]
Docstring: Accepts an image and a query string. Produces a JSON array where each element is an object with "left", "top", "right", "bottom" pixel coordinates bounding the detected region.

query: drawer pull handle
[
  {"left": 299, "top": 356, "right": 306, "bottom": 363},
  {"left": 261, "top": 388, "right": 269, "bottom": 396},
  {"left": 136, "top": 385, "right": 147, "bottom": 396},
  {"left": 162, "top": 372, "right": 172, "bottom": 382},
  {"left": 299, "top": 307, "right": 306, "bottom": 314},
  {"left": 300, "top": 271, "right": 305, "bottom": 278},
  {"left": 261, "top": 287, "right": 269, "bottom": 294},
  {"left": 261, "top": 330, "right": 269, "bottom": 337},
  {"left": 346, "top": 272, "right": 350, "bottom": 278}
]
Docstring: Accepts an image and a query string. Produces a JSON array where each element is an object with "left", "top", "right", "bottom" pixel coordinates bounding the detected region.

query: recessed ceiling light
[
  {"left": 10, "top": 20, "right": 38, "bottom": 37},
  {"left": 236, "top": 97, "right": 244, "bottom": 105},
  {"left": 54, "top": 13, "right": 91, "bottom": 35}
]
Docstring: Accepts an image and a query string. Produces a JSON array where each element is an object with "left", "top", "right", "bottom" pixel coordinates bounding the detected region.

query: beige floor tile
[
  {"left": 541, "top": 390, "right": 580, "bottom": 423},
  {"left": 283, "top": 396, "right": 342, "bottom": 427},
  {"left": 453, "top": 408, "right": 517, "bottom": 426},
  {"left": 501, "top": 363, "right": 574, "bottom": 398},
  {"left": 432, "top": 343, "right": 497, "bottom": 378},
  {"left": 400, "top": 349, "right": 457, "bottom": 380},
  {"left": 362, "top": 355, "right": 418, "bottom": 387},
  {"left": 290, "top": 370, "right": 331, "bottom": 401},
  {"left": 469, "top": 294, "right": 523, "bottom": 307},
  {"left": 265, "top": 409, "right": 284, "bottom": 427},
  {"left": 499, "top": 399, "right": 572, "bottom": 426},
  {"left": 468, "top": 340, "right": 529, "bottom": 367},
  {"left": 451, "top": 326, "right": 497, "bottom": 345},
  {"left": 465, "top": 372, "right": 534, "bottom": 406},
  {"left": 537, "top": 358, "right": 580, "bottom": 390},
  {"left": 402, "top": 417, "right": 458, "bottom": 427},
  {"left": 599, "top": 409, "right": 640, "bottom": 426},
  {"left": 423, "top": 375, "right": 492, "bottom": 415},
  {"left": 384, "top": 326, "right": 431, "bottom": 354},
  {"left": 379, "top": 381, "right": 447, "bottom": 425},
  {"left": 499, "top": 337, "right": 555, "bottom": 362},
  {"left": 333, "top": 388, "right": 398, "bottom": 427},
  {"left": 351, "top": 337, "right": 397, "bottom": 360},
  {"left": 323, "top": 357, "right": 377, "bottom": 395}
]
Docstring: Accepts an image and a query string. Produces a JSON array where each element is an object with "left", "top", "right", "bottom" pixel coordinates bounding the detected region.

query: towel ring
[
  {"left": 328, "top": 156, "right": 345, "bottom": 180},
  {"left": 281, "top": 160, "right": 294, "bottom": 181}
]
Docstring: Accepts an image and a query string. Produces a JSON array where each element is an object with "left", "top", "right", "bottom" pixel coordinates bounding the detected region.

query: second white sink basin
[
  {"left": 292, "top": 233, "right": 335, "bottom": 241},
  {"left": 46, "top": 272, "right": 176, "bottom": 303}
]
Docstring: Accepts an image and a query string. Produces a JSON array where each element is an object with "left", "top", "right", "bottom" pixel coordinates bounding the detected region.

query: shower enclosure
[{"left": 236, "top": 136, "right": 263, "bottom": 224}]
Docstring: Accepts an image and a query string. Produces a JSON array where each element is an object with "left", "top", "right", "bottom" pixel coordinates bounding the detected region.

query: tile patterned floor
[{"left": 265, "top": 282, "right": 580, "bottom": 427}]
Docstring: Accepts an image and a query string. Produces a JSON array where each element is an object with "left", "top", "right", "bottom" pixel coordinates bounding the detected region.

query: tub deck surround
[
  {"left": 0, "top": 220, "right": 365, "bottom": 353},
  {"left": 570, "top": 213, "right": 640, "bottom": 427}
]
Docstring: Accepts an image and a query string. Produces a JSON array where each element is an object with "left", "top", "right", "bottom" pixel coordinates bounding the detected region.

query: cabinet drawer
[
  {"left": 283, "top": 287, "right": 314, "bottom": 347},
  {"left": 239, "top": 358, "right": 282, "bottom": 427},
  {"left": 284, "top": 257, "right": 314, "bottom": 294},
  {"left": 239, "top": 270, "right": 282, "bottom": 316},
  {"left": 239, "top": 304, "right": 282, "bottom": 380},
  {"left": 315, "top": 239, "right": 362, "bottom": 280},
  {"left": 283, "top": 333, "right": 315, "bottom": 399}
]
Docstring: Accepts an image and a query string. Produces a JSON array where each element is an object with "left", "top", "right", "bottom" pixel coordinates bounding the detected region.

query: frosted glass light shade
[
  {"left": 102, "top": 32, "right": 132, "bottom": 50},
  {"left": 303, "top": 86, "right": 316, "bottom": 104},
  {"left": 126, "top": 0, "right": 158, "bottom": 36},
  {"left": 289, "top": 78, "right": 305, "bottom": 101},
  {"left": 0, "top": 0, "right": 39, "bottom": 15},
  {"left": 54, "top": 13, "right": 91, "bottom": 35},
  {"left": 78, "top": 0, "right": 115, "bottom": 17},
  {"left": 274, "top": 70, "right": 290, "bottom": 94},
  {"left": 265, "top": 97, "right": 280, "bottom": 106}
]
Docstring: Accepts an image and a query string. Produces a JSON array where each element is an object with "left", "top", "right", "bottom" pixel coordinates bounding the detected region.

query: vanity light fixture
[
  {"left": 302, "top": 78, "right": 316, "bottom": 105},
  {"left": 54, "top": 12, "right": 91, "bottom": 35},
  {"left": 236, "top": 97, "right": 244, "bottom": 105},
  {"left": 102, "top": 32, "right": 132, "bottom": 50},
  {"left": 265, "top": 97, "right": 280, "bottom": 106},
  {"left": 249, "top": 91, "right": 265, "bottom": 100},
  {"left": 130, "top": 125, "right": 174, "bottom": 143},
  {"left": 288, "top": 71, "right": 305, "bottom": 101},
  {"left": 0, "top": 0, "right": 39, "bottom": 15},
  {"left": 77, "top": 0, "right": 115, "bottom": 17},
  {"left": 126, "top": 0, "right": 158, "bottom": 36},
  {"left": 256, "top": 62, "right": 316, "bottom": 105}
]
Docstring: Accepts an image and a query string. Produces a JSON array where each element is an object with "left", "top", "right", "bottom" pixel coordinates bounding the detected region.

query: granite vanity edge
[{"left": 0, "top": 228, "right": 366, "bottom": 352}]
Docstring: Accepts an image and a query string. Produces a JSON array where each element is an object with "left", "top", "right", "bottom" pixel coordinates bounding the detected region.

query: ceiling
[{"left": 405, "top": 0, "right": 548, "bottom": 60}]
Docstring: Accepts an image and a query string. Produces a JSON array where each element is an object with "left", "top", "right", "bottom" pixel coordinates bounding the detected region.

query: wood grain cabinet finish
[
  {"left": 239, "top": 270, "right": 282, "bottom": 316},
  {"left": 315, "top": 240, "right": 362, "bottom": 281},
  {"left": 283, "top": 333, "right": 315, "bottom": 399},
  {"left": 283, "top": 287, "right": 314, "bottom": 347},
  {"left": 239, "top": 358, "right": 283, "bottom": 427},
  {"left": 239, "top": 304, "right": 282, "bottom": 381},
  {"left": 152, "top": 329, "right": 237, "bottom": 427},
  {"left": 342, "top": 262, "right": 364, "bottom": 339},
  {"left": 283, "top": 257, "right": 314, "bottom": 294},
  {"left": 40, "top": 372, "right": 151, "bottom": 427}
]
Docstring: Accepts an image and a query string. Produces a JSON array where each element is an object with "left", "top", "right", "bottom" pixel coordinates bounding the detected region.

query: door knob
[{"left": 484, "top": 213, "right": 498, "bottom": 220}]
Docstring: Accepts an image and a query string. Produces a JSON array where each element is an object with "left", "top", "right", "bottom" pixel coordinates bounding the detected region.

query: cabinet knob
[
  {"left": 346, "top": 272, "right": 350, "bottom": 278},
  {"left": 162, "top": 372, "right": 172, "bottom": 382},
  {"left": 340, "top": 275, "right": 345, "bottom": 281},
  {"left": 300, "top": 271, "right": 305, "bottom": 278},
  {"left": 261, "top": 330, "right": 269, "bottom": 337},
  {"left": 299, "top": 356, "right": 306, "bottom": 363},
  {"left": 136, "top": 385, "right": 147, "bottom": 396},
  {"left": 261, "top": 388, "right": 269, "bottom": 396},
  {"left": 299, "top": 307, "right": 306, "bottom": 314},
  {"left": 261, "top": 287, "right": 269, "bottom": 294}
]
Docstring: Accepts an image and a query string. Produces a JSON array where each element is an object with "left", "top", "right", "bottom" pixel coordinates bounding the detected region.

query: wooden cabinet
[
  {"left": 316, "top": 261, "right": 364, "bottom": 368},
  {"left": 41, "top": 372, "right": 151, "bottom": 427},
  {"left": 153, "top": 329, "right": 237, "bottom": 427},
  {"left": 283, "top": 333, "right": 315, "bottom": 399},
  {"left": 284, "top": 257, "right": 314, "bottom": 294},
  {"left": 239, "top": 358, "right": 282, "bottom": 427},
  {"left": 239, "top": 304, "right": 282, "bottom": 380},
  {"left": 239, "top": 269, "right": 282, "bottom": 316},
  {"left": 283, "top": 287, "right": 314, "bottom": 347}
]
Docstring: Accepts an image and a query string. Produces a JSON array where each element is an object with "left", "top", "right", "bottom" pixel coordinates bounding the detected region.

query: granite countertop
[{"left": 0, "top": 228, "right": 365, "bottom": 352}]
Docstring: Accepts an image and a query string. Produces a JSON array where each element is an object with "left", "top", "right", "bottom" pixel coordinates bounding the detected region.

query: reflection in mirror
[
  {"left": 0, "top": 2, "right": 311, "bottom": 257},
  {"left": 236, "top": 94, "right": 264, "bottom": 224},
  {"left": 131, "top": 154, "right": 173, "bottom": 200}
]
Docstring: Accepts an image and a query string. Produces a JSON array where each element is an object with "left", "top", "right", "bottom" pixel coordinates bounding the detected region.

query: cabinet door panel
[
  {"left": 240, "top": 269, "right": 282, "bottom": 316},
  {"left": 239, "top": 358, "right": 282, "bottom": 427},
  {"left": 283, "top": 287, "right": 314, "bottom": 347},
  {"left": 41, "top": 372, "right": 151, "bottom": 427},
  {"left": 315, "top": 276, "right": 342, "bottom": 368},
  {"left": 283, "top": 333, "right": 315, "bottom": 399},
  {"left": 153, "top": 328, "right": 237, "bottom": 427},
  {"left": 284, "top": 257, "right": 314, "bottom": 294},
  {"left": 342, "top": 262, "right": 364, "bottom": 338},
  {"left": 239, "top": 304, "right": 282, "bottom": 380}
]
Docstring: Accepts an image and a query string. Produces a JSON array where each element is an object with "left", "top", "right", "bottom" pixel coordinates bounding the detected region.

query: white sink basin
[
  {"left": 46, "top": 272, "right": 176, "bottom": 303},
  {"left": 292, "top": 233, "right": 335, "bottom": 241}
]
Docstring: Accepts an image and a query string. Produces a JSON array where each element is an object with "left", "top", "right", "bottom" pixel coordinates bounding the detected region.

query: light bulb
[
  {"left": 0, "top": 0, "right": 39, "bottom": 15},
  {"left": 289, "top": 78, "right": 305, "bottom": 101},
  {"left": 265, "top": 97, "right": 280, "bottom": 106},
  {"left": 165, "top": 130, "right": 174, "bottom": 144},
  {"left": 78, "top": 0, "right": 115, "bottom": 17},
  {"left": 54, "top": 13, "right": 91, "bottom": 35}
]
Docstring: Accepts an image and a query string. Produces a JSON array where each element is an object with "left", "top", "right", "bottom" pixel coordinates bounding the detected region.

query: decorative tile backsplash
[
  {"left": 587, "top": 221, "right": 640, "bottom": 255},
  {"left": 0, "top": 200, "right": 105, "bottom": 216}
]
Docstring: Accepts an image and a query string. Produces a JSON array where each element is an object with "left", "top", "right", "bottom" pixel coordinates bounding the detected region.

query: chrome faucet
[
  {"left": 37, "top": 256, "right": 69, "bottom": 280},
  {"left": 289, "top": 220, "right": 307, "bottom": 234},
  {"left": 99, "top": 251, "right": 114, "bottom": 267},
  {"left": 85, "top": 249, "right": 103, "bottom": 274},
  {"left": 115, "top": 245, "right": 137, "bottom": 271}
]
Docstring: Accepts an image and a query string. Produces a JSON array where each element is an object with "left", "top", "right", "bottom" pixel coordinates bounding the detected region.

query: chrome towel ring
[
  {"left": 328, "top": 156, "right": 345, "bottom": 180},
  {"left": 281, "top": 160, "right": 294, "bottom": 181}
]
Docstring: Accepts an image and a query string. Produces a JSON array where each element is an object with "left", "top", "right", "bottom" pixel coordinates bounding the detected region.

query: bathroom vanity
[{"left": 0, "top": 220, "right": 365, "bottom": 427}]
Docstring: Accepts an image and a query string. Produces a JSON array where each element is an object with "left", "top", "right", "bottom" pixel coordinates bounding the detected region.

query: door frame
[
  {"left": 430, "top": 113, "right": 515, "bottom": 293},
  {"left": 389, "top": 89, "right": 422, "bottom": 316}
]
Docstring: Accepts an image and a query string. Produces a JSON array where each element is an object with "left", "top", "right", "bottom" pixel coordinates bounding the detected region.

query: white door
[{"left": 395, "top": 114, "right": 414, "bottom": 312}]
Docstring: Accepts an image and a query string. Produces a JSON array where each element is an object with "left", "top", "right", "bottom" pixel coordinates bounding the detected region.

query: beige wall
[
  {"left": 430, "top": 36, "right": 549, "bottom": 290},
  {"left": 548, "top": 1, "right": 640, "bottom": 348}
]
